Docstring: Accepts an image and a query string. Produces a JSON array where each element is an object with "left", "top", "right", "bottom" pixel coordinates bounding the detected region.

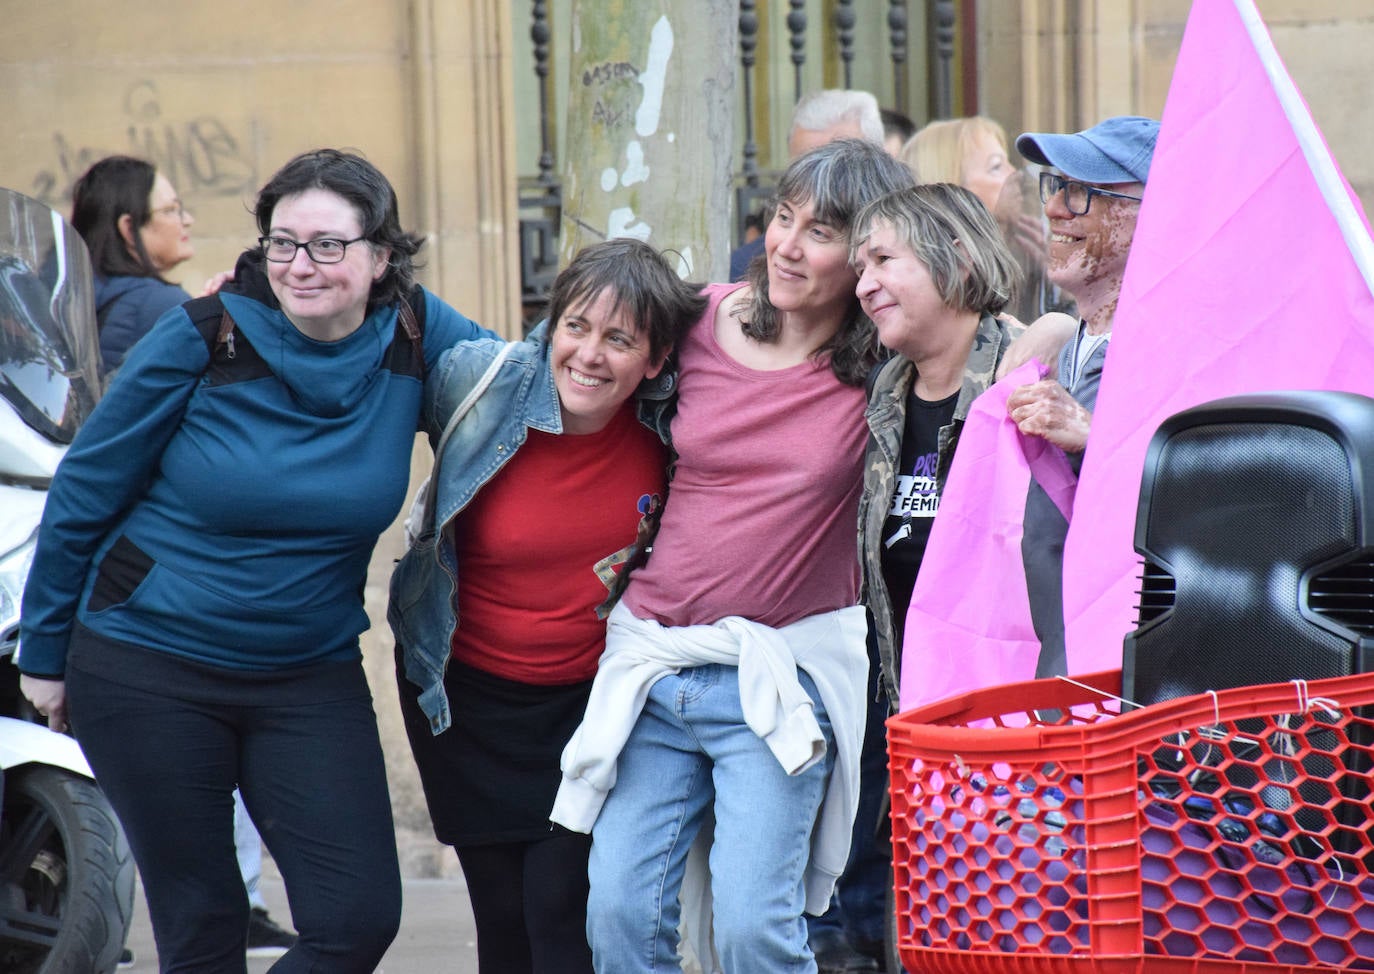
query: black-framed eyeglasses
[
  {"left": 1038, "top": 172, "right": 1142, "bottom": 215},
  {"left": 258, "top": 235, "right": 368, "bottom": 264}
]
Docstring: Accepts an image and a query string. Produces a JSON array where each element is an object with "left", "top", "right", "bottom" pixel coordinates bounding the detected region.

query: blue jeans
[{"left": 587, "top": 663, "right": 834, "bottom": 973}]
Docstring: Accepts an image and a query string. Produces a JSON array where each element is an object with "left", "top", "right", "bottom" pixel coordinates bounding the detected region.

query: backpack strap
[
  {"left": 399, "top": 287, "right": 424, "bottom": 340},
  {"left": 182, "top": 292, "right": 229, "bottom": 354},
  {"left": 215, "top": 311, "right": 237, "bottom": 358},
  {"left": 183, "top": 285, "right": 428, "bottom": 384},
  {"left": 181, "top": 293, "right": 270, "bottom": 385},
  {"left": 382, "top": 285, "right": 428, "bottom": 381}
]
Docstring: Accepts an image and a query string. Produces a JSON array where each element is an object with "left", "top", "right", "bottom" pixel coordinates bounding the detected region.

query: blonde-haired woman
[
  {"left": 902, "top": 116, "right": 1072, "bottom": 324},
  {"left": 900, "top": 115, "right": 1014, "bottom": 212}
]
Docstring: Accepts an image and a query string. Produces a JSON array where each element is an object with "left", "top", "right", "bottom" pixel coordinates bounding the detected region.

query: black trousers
[
  {"left": 66, "top": 624, "right": 401, "bottom": 973},
  {"left": 395, "top": 647, "right": 595, "bottom": 972},
  {"left": 456, "top": 835, "right": 594, "bottom": 974}
]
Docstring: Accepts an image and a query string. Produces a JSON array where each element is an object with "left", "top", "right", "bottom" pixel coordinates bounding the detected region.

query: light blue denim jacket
[{"left": 387, "top": 326, "right": 676, "bottom": 734}]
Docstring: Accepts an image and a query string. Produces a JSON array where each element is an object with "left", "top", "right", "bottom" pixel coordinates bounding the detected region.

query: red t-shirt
[{"left": 450, "top": 402, "right": 665, "bottom": 684}]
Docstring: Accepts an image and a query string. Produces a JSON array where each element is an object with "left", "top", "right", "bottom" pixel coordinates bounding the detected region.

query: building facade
[{"left": 4, "top": 0, "right": 1372, "bottom": 876}]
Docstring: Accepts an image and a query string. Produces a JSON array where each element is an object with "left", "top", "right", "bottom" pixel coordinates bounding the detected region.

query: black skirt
[{"left": 396, "top": 647, "right": 594, "bottom": 847}]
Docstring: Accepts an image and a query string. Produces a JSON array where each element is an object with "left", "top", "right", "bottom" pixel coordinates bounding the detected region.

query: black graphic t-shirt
[{"left": 882, "top": 389, "right": 958, "bottom": 637}]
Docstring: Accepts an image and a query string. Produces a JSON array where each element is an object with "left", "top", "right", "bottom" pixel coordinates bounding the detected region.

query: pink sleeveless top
[{"left": 624, "top": 283, "right": 868, "bottom": 629}]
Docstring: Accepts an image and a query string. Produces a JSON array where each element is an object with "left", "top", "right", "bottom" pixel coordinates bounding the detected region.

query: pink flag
[
  {"left": 1062, "top": 0, "right": 1374, "bottom": 672},
  {"left": 900, "top": 362, "right": 1072, "bottom": 710},
  {"left": 898, "top": 0, "right": 1374, "bottom": 713}
]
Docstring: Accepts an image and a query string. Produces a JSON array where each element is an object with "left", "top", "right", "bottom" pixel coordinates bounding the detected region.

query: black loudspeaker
[
  {"left": 1122, "top": 390, "right": 1374, "bottom": 864},
  {"left": 1123, "top": 390, "right": 1374, "bottom": 701}
]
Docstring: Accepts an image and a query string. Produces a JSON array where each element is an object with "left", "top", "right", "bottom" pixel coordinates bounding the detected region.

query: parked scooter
[{"left": 0, "top": 186, "right": 135, "bottom": 972}]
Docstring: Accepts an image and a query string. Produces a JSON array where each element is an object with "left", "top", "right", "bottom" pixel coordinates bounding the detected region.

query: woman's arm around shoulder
[
  {"left": 422, "top": 335, "right": 528, "bottom": 442},
  {"left": 417, "top": 288, "right": 503, "bottom": 374},
  {"left": 994, "top": 311, "right": 1077, "bottom": 381}
]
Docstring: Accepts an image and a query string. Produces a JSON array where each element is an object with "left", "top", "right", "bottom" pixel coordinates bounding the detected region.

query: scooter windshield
[{"left": 0, "top": 189, "right": 100, "bottom": 444}]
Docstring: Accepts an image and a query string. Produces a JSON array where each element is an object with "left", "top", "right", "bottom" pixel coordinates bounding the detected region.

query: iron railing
[{"left": 517, "top": 0, "right": 965, "bottom": 311}]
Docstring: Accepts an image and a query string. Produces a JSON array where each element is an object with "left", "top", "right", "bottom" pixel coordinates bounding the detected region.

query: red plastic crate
[{"left": 886, "top": 669, "right": 1374, "bottom": 972}]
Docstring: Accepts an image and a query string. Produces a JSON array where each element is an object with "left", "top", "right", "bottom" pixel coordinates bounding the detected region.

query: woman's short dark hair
[
  {"left": 254, "top": 149, "right": 422, "bottom": 311},
  {"left": 546, "top": 238, "right": 706, "bottom": 365},
  {"left": 738, "top": 139, "right": 915, "bottom": 385},
  {"left": 850, "top": 183, "right": 1020, "bottom": 316},
  {"left": 70, "top": 155, "right": 164, "bottom": 280}
]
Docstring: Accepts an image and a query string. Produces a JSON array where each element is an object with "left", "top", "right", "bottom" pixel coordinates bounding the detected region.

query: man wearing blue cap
[{"left": 1006, "top": 115, "right": 1160, "bottom": 677}]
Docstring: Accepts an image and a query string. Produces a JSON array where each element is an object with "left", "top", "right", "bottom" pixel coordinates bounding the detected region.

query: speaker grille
[
  {"left": 1136, "top": 559, "right": 1175, "bottom": 625},
  {"left": 1124, "top": 398, "right": 1374, "bottom": 863},
  {"left": 1129, "top": 421, "right": 1357, "bottom": 703},
  {"left": 1308, "top": 555, "right": 1374, "bottom": 636}
]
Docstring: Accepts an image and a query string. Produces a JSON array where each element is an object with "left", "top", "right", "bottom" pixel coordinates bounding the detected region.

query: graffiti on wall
[
  {"left": 582, "top": 61, "right": 640, "bottom": 132},
  {"left": 29, "top": 81, "right": 257, "bottom": 208}
]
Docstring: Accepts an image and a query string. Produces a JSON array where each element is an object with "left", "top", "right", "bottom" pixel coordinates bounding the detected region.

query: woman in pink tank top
[{"left": 558, "top": 139, "right": 916, "bottom": 973}]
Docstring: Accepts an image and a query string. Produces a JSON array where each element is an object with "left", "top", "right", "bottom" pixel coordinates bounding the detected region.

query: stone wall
[
  {"left": 1, "top": 0, "right": 517, "bottom": 879},
  {"left": 1, "top": 1, "right": 520, "bottom": 331}
]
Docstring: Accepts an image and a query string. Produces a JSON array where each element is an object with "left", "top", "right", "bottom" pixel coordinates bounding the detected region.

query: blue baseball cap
[{"left": 1016, "top": 115, "right": 1160, "bottom": 185}]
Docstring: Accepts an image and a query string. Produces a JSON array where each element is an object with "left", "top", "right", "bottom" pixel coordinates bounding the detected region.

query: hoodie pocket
[{"left": 86, "top": 535, "right": 155, "bottom": 612}]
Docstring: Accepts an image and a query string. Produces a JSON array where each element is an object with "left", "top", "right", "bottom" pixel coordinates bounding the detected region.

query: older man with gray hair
[{"left": 787, "top": 88, "right": 884, "bottom": 157}]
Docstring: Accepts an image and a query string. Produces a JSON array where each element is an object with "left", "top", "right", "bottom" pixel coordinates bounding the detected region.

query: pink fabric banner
[
  {"left": 900, "top": 362, "right": 1052, "bottom": 711},
  {"left": 1062, "top": 0, "right": 1374, "bottom": 673},
  {"left": 897, "top": 0, "right": 1374, "bottom": 713}
]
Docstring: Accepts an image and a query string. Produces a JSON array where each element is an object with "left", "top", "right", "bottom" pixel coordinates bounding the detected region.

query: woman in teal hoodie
[{"left": 19, "top": 149, "right": 494, "bottom": 972}]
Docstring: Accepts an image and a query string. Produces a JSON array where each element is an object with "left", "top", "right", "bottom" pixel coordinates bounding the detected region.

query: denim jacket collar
[{"left": 390, "top": 326, "right": 678, "bottom": 733}]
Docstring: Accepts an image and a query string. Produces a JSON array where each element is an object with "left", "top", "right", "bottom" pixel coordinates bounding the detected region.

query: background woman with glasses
[
  {"left": 19, "top": 148, "right": 494, "bottom": 971},
  {"left": 897, "top": 118, "right": 1078, "bottom": 328},
  {"left": 70, "top": 155, "right": 198, "bottom": 374}
]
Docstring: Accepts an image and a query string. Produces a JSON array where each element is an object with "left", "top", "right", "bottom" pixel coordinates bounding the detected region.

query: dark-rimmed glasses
[
  {"left": 258, "top": 236, "right": 368, "bottom": 264},
  {"left": 1038, "top": 172, "right": 1142, "bottom": 216}
]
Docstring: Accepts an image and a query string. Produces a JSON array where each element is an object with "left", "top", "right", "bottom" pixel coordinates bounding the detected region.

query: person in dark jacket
[{"left": 70, "top": 155, "right": 200, "bottom": 374}]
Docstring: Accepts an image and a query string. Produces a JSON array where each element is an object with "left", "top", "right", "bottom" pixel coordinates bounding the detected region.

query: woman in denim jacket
[{"left": 389, "top": 238, "right": 704, "bottom": 974}]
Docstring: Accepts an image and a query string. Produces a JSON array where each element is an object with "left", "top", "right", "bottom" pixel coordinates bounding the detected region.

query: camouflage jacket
[{"left": 858, "top": 312, "right": 1013, "bottom": 709}]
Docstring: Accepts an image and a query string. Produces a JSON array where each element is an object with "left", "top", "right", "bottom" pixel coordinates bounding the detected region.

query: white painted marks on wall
[{"left": 635, "top": 17, "right": 673, "bottom": 138}]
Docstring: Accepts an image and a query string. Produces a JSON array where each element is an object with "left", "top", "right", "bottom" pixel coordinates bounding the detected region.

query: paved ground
[{"left": 121, "top": 875, "right": 479, "bottom": 972}]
